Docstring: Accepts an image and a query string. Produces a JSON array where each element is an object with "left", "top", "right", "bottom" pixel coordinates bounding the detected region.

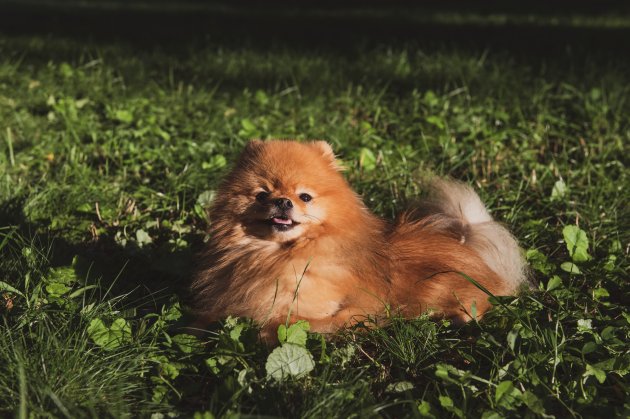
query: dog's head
[{"left": 213, "top": 140, "right": 358, "bottom": 243}]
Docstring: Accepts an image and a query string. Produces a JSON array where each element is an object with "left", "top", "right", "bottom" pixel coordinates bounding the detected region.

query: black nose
[{"left": 273, "top": 198, "right": 293, "bottom": 210}]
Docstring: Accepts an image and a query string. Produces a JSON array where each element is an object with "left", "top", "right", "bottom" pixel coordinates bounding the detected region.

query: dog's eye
[
  {"left": 255, "top": 192, "right": 269, "bottom": 202},
  {"left": 299, "top": 193, "right": 312, "bottom": 202}
]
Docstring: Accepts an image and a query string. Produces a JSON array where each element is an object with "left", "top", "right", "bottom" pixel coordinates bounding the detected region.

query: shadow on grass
[{"left": 0, "top": 196, "right": 202, "bottom": 313}]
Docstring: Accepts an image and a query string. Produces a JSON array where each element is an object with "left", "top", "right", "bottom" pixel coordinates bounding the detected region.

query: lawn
[{"left": 0, "top": 2, "right": 628, "bottom": 417}]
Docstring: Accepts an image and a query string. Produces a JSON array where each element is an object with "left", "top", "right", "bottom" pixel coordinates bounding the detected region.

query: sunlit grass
[{"left": 0, "top": 10, "right": 628, "bottom": 417}]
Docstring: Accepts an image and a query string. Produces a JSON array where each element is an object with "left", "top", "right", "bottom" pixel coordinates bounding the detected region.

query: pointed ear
[
  {"left": 310, "top": 141, "right": 342, "bottom": 171},
  {"left": 236, "top": 140, "right": 265, "bottom": 166},
  {"left": 241, "top": 139, "right": 264, "bottom": 157},
  {"left": 245, "top": 139, "right": 263, "bottom": 150}
]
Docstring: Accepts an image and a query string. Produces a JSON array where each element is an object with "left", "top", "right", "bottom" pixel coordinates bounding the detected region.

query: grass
[{"left": 0, "top": 2, "right": 629, "bottom": 417}]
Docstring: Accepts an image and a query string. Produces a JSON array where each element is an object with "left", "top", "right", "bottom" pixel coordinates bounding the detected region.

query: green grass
[{"left": 1, "top": 4, "right": 629, "bottom": 417}]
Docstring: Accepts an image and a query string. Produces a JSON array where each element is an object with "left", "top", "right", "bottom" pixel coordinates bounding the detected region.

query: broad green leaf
[
  {"left": 205, "top": 358, "right": 219, "bottom": 374},
  {"left": 114, "top": 109, "right": 133, "bottom": 124},
  {"left": 584, "top": 364, "right": 606, "bottom": 384},
  {"left": 255, "top": 90, "right": 269, "bottom": 106},
  {"left": 551, "top": 179, "right": 567, "bottom": 200},
  {"left": 589, "top": 88, "right": 601, "bottom": 100},
  {"left": 426, "top": 115, "right": 445, "bottom": 130},
  {"left": 604, "top": 254, "right": 617, "bottom": 272},
  {"left": 593, "top": 357, "right": 614, "bottom": 372},
  {"left": 110, "top": 318, "right": 131, "bottom": 341},
  {"left": 162, "top": 303, "right": 183, "bottom": 321},
  {"left": 136, "top": 229, "right": 153, "bottom": 246},
  {"left": 59, "top": 62, "right": 74, "bottom": 78},
  {"left": 241, "top": 118, "right": 256, "bottom": 131},
  {"left": 424, "top": 90, "right": 439, "bottom": 107},
  {"left": 593, "top": 287, "right": 609, "bottom": 299},
  {"left": 582, "top": 341, "right": 599, "bottom": 354},
  {"left": 507, "top": 326, "right": 519, "bottom": 351},
  {"left": 546, "top": 275, "right": 562, "bottom": 291},
  {"left": 386, "top": 381, "right": 414, "bottom": 393},
  {"left": 417, "top": 401, "right": 436, "bottom": 419},
  {"left": 238, "top": 118, "right": 261, "bottom": 138},
  {"left": 76, "top": 203, "right": 92, "bottom": 213},
  {"left": 45, "top": 282, "right": 70, "bottom": 296},
  {"left": 48, "top": 266, "right": 77, "bottom": 285},
  {"left": 229, "top": 323, "right": 245, "bottom": 342},
  {"left": 277, "top": 324, "right": 288, "bottom": 344},
  {"left": 152, "top": 355, "right": 182, "bottom": 380},
  {"left": 331, "top": 344, "right": 356, "bottom": 367},
  {"left": 439, "top": 395, "right": 454, "bottom": 407},
  {"left": 560, "top": 262, "right": 581, "bottom": 274},
  {"left": 360, "top": 120, "right": 374, "bottom": 133},
  {"left": 75, "top": 98, "right": 89, "bottom": 109},
  {"left": 172, "top": 334, "right": 202, "bottom": 354},
  {"left": 88, "top": 318, "right": 131, "bottom": 350},
  {"left": 577, "top": 319, "right": 592, "bottom": 332},
  {"left": 562, "top": 225, "right": 591, "bottom": 262},
  {"left": 495, "top": 380, "right": 514, "bottom": 403},
  {"left": 526, "top": 248, "right": 553, "bottom": 275},
  {"left": 265, "top": 343, "right": 315, "bottom": 381},
  {"left": 435, "top": 363, "right": 467, "bottom": 385},
  {"left": 358, "top": 147, "right": 376, "bottom": 171},
  {"left": 87, "top": 319, "right": 111, "bottom": 347},
  {"left": 521, "top": 391, "right": 546, "bottom": 415},
  {"left": 152, "top": 384, "right": 168, "bottom": 403},
  {"left": 595, "top": 357, "right": 629, "bottom": 375},
  {"left": 439, "top": 396, "right": 463, "bottom": 418},
  {"left": 600, "top": 326, "right": 616, "bottom": 342},
  {"left": 196, "top": 190, "right": 216, "bottom": 208},
  {"left": 435, "top": 363, "right": 450, "bottom": 379},
  {"left": 202, "top": 155, "right": 227, "bottom": 171},
  {"left": 495, "top": 380, "right": 522, "bottom": 410},
  {"left": 278, "top": 320, "right": 310, "bottom": 346},
  {"left": 154, "top": 126, "right": 171, "bottom": 141},
  {"left": 609, "top": 239, "right": 622, "bottom": 253},
  {"left": 212, "top": 154, "right": 227, "bottom": 168}
]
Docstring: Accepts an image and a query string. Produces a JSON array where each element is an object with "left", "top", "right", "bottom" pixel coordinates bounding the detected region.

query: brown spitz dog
[{"left": 190, "top": 140, "right": 528, "bottom": 341}]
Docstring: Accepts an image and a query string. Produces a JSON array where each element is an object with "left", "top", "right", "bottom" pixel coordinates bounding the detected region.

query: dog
[{"left": 189, "top": 140, "right": 528, "bottom": 341}]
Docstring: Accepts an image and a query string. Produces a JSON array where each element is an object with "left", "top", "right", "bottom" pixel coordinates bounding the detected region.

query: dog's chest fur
[{"left": 266, "top": 256, "right": 350, "bottom": 320}]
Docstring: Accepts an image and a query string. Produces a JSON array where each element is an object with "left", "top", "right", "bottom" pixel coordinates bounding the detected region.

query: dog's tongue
[{"left": 272, "top": 217, "right": 292, "bottom": 225}]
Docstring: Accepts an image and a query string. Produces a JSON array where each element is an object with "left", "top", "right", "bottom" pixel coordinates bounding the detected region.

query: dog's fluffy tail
[{"left": 424, "top": 179, "right": 529, "bottom": 292}]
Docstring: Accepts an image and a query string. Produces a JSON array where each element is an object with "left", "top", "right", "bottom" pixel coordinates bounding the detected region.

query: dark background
[{"left": 1, "top": 0, "right": 630, "bottom": 56}]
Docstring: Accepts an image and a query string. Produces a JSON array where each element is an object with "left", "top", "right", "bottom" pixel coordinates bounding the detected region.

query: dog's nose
[{"left": 273, "top": 198, "right": 293, "bottom": 210}]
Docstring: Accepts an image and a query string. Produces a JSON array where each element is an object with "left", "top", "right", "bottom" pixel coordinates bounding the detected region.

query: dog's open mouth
[{"left": 268, "top": 215, "right": 298, "bottom": 231}]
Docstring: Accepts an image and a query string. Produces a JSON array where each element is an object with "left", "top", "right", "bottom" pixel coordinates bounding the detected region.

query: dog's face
[{"left": 215, "top": 140, "right": 355, "bottom": 243}]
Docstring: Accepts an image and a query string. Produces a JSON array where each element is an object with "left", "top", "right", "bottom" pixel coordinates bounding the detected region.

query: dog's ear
[
  {"left": 235, "top": 139, "right": 265, "bottom": 167},
  {"left": 240, "top": 139, "right": 264, "bottom": 159},
  {"left": 310, "top": 141, "right": 343, "bottom": 171},
  {"left": 244, "top": 139, "right": 263, "bottom": 151}
]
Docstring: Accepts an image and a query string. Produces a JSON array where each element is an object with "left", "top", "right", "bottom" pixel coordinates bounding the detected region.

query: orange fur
[
  {"left": 388, "top": 215, "right": 509, "bottom": 322},
  {"left": 190, "top": 140, "right": 526, "bottom": 341}
]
